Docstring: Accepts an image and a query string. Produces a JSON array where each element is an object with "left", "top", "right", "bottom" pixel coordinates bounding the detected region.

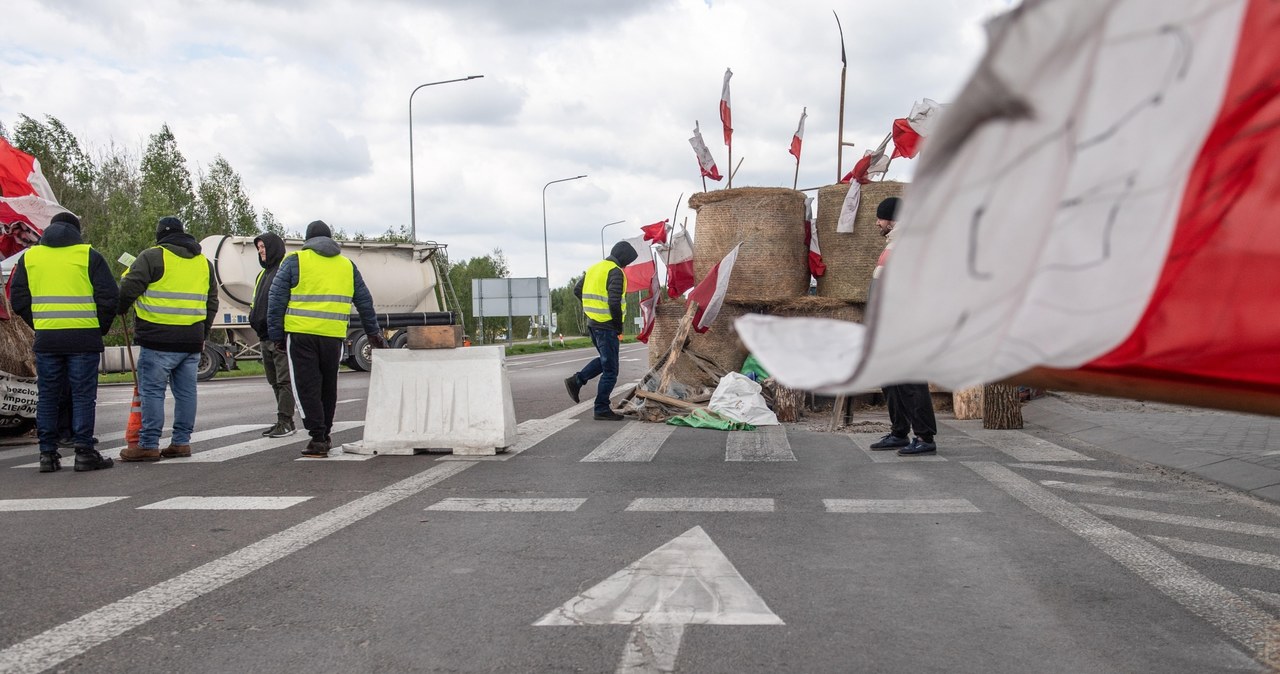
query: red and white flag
[
  {"left": 689, "top": 122, "right": 723, "bottom": 181},
  {"left": 0, "top": 137, "right": 56, "bottom": 202},
  {"left": 687, "top": 244, "right": 741, "bottom": 334},
  {"left": 719, "top": 68, "right": 733, "bottom": 146},
  {"left": 637, "top": 271, "right": 661, "bottom": 344},
  {"left": 789, "top": 108, "right": 807, "bottom": 160},
  {"left": 890, "top": 98, "right": 944, "bottom": 159},
  {"left": 661, "top": 226, "right": 696, "bottom": 298},
  {"left": 736, "top": 0, "right": 1280, "bottom": 416},
  {"left": 641, "top": 219, "right": 669, "bottom": 245},
  {"left": 802, "top": 197, "right": 825, "bottom": 277},
  {"left": 835, "top": 135, "right": 892, "bottom": 233},
  {"left": 620, "top": 234, "right": 655, "bottom": 292},
  {"left": 0, "top": 195, "right": 61, "bottom": 257}
]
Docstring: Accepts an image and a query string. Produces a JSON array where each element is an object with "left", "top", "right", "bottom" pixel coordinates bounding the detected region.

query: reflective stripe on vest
[
  {"left": 284, "top": 250, "right": 354, "bottom": 338},
  {"left": 25, "top": 244, "right": 97, "bottom": 330},
  {"left": 134, "top": 247, "right": 210, "bottom": 326},
  {"left": 581, "top": 259, "right": 626, "bottom": 322}
]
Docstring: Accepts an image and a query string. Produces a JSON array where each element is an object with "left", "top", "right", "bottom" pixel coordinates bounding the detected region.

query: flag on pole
[
  {"left": 641, "top": 219, "right": 669, "bottom": 245},
  {"left": 687, "top": 244, "right": 741, "bottom": 333},
  {"left": 637, "top": 271, "right": 661, "bottom": 344},
  {"left": 719, "top": 68, "right": 733, "bottom": 146},
  {"left": 0, "top": 137, "right": 56, "bottom": 201},
  {"left": 803, "top": 197, "right": 825, "bottom": 277},
  {"left": 837, "top": 135, "right": 892, "bottom": 233},
  {"left": 689, "top": 122, "right": 723, "bottom": 181},
  {"left": 662, "top": 226, "right": 696, "bottom": 298},
  {"left": 789, "top": 108, "right": 807, "bottom": 160},
  {"left": 620, "top": 235, "right": 655, "bottom": 292},
  {"left": 891, "top": 99, "right": 945, "bottom": 159},
  {"left": 735, "top": 0, "right": 1280, "bottom": 417}
]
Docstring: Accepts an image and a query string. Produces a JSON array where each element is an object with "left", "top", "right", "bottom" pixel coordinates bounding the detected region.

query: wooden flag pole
[
  {"left": 793, "top": 159, "right": 800, "bottom": 190},
  {"left": 730, "top": 157, "right": 744, "bottom": 183},
  {"left": 727, "top": 142, "right": 733, "bottom": 189},
  {"left": 834, "top": 11, "right": 848, "bottom": 182}
]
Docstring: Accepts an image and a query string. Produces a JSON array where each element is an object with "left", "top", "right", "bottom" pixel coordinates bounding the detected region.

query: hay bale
[
  {"left": 814, "top": 180, "right": 907, "bottom": 302},
  {"left": 733, "top": 295, "right": 865, "bottom": 323},
  {"left": 0, "top": 293, "right": 36, "bottom": 378},
  {"left": 688, "top": 187, "right": 807, "bottom": 303},
  {"left": 647, "top": 300, "right": 750, "bottom": 386}
]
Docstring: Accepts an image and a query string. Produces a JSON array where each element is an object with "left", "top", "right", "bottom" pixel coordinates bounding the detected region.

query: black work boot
[
  {"left": 74, "top": 447, "right": 115, "bottom": 472},
  {"left": 39, "top": 452, "right": 62, "bottom": 473},
  {"left": 301, "top": 438, "right": 330, "bottom": 458},
  {"left": 564, "top": 376, "right": 582, "bottom": 404}
]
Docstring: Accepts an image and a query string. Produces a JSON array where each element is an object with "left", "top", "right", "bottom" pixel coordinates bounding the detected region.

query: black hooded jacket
[
  {"left": 117, "top": 233, "right": 219, "bottom": 353},
  {"left": 248, "top": 233, "right": 286, "bottom": 340},
  {"left": 573, "top": 240, "right": 638, "bottom": 333},
  {"left": 9, "top": 221, "right": 119, "bottom": 353}
]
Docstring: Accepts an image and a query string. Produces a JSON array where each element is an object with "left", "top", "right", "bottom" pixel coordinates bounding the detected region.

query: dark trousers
[
  {"left": 884, "top": 383, "right": 937, "bottom": 440},
  {"left": 35, "top": 352, "right": 99, "bottom": 452},
  {"left": 575, "top": 326, "right": 620, "bottom": 414},
  {"left": 286, "top": 333, "right": 342, "bottom": 441},
  {"left": 261, "top": 340, "right": 295, "bottom": 422}
]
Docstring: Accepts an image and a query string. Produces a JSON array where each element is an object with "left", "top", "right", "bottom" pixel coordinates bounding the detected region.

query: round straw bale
[
  {"left": 746, "top": 295, "right": 866, "bottom": 323},
  {"left": 688, "top": 187, "right": 807, "bottom": 303},
  {"left": 647, "top": 300, "right": 752, "bottom": 386},
  {"left": 0, "top": 293, "right": 36, "bottom": 377},
  {"left": 814, "top": 180, "right": 906, "bottom": 302}
]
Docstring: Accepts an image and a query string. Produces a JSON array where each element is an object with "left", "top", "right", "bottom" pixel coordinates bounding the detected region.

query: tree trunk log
[
  {"left": 952, "top": 386, "right": 984, "bottom": 420},
  {"left": 773, "top": 383, "right": 806, "bottom": 423},
  {"left": 982, "top": 383, "right": 1023, "bottom": 429}
]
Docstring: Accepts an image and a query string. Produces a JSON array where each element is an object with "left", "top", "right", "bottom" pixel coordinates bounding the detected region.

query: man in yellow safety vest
[{"left": 564, "top": 240, "right": 639, "bottom": 420}]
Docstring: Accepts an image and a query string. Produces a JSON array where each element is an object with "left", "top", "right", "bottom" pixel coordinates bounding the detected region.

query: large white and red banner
[{"left": 737, "top": 0, "right": 1280, "bottom": 414}]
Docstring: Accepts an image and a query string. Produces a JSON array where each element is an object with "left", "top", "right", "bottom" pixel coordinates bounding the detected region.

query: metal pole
[
  {"left": 598, "top": 220, "right": 626, "bottom": 258},
  {"left": 409, "top": 75, "right": 483, "bottom": 243},
  {"left": 542, "top": 174, "right": 587, "bottom": 347}
]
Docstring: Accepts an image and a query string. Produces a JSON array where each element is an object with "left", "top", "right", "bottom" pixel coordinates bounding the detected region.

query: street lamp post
[
  {"left": 542, "top": 174, "right": 587, "bottom": 346},
  {"left": 598, "top": 220, "right": 626, "bottom": 258},
  {"left": 409, "top": 75, "right": 483, "bottom": 243}
]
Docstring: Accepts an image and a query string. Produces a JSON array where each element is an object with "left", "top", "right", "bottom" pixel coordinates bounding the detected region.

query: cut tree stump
[
  {"left": 982, "top": 383, "right": 1023, "bottom": 429},
  {"left": 773, "top": 383, "right": 806, "bottom": 423}
]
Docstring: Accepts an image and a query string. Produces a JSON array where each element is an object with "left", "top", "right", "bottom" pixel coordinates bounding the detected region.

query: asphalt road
[{"left": 2, "top": 343, "right": 1279, "bottom": 673}]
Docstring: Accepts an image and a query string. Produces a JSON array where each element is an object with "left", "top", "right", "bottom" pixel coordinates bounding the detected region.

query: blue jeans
[
  {"left": 35, "top": 352, "right": 99, "bottom": 452},
  {"left": 575, "top": 326, "right": 620, "bottom": 414},
  {"left": 138, "top": 348, "right": 200, "bottom": 448}
]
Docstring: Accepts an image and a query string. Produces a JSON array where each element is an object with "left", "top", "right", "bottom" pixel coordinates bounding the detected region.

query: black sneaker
[
  {"left": 593, "top": 411, "right": 625, "bottom": 421},
  {"left": 73, "top": 447, "right": 115, "bottom": 472},
  {"left": 869, "top": 433, "right": 910, "bottom": 450},
  {"left": 897, "top": 438, "right": 938, "bottom": 456},
  {"left": 300, "top": 439, "right": 331, "bottom": 458},
  {"left": 39, "top": 452, "right": 62, "bottom": 473},
  {"left": 267, "top": 420, "right": 296, "bottom": 438},
  {"left": 564, "top": 376, "right": 582, "bottom": 404}
]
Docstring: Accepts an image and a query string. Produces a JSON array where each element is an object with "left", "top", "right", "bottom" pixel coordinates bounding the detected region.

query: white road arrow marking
[{"left": 534, "top": 525, "right": 782, "bottom": 672}]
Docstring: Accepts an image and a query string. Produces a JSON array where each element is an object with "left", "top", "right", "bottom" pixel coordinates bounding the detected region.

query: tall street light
[
  {"left": 598, "top": 220, "right": 626, "bottom": 258},
  {"left": 409, "top": 75, "right": 483, "bottom": 243},
  {"left": 542, "top": 174, "right": 587, "bottom": 346}
]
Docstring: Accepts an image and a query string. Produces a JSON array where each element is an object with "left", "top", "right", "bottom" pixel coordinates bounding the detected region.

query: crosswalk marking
[
  {"left": 426, "top": 498, "right": 587, "bottom": 512},
  {"left": 1039, "top": 481, "right": 1217, "bottom": 504},
  {"left": 823, "top": 499, "right": 980, "bottom": 514},
  {"left": 137, "top": 496, "right": 313, "bottom": 510},
  {"left": 1149, "top": 535, "right": 1280, "bottom": 571},
  {"left": 848, "top": 434, "right": 946, "bottom": 462},
  {"left": 1009, "top": 463, "right": 1163, "bottom": 482},
  {"left": 581, "top": 422, "right": 675, "bottom": 462},
  {"left": 726, "top": 426, "right": 795, "bottom": 462},
  {"left": 944, "top": 421, "right": 1092, "bottom": 461},
  {"left": 172, "top": 422, "right": 363, "bottom": 463},
  {"left": 625, "top": 498, "right": 775, "bottom": 512},
  {"left": 12, "top": 424, "right": 264, "bottom": 468},
  {"left": 297, "top": 446, "right": 377, "bottom": 461},
  {"left": 0, "top": 497, "right": 128, "bottom": 512},
  {"left": 1084, "top": 503, "right": 1280, "bottom": 540},
  {"left": 436, "top": 418, "right": 578, "bottom": 462}
]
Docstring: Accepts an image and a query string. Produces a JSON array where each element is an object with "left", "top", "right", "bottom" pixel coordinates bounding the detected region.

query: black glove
[
  {"left": 274, "top": 340, "right": 287, "bottom": 352},
  {"left": 368, "top": 333, "right": 389, "bottom": 349}
]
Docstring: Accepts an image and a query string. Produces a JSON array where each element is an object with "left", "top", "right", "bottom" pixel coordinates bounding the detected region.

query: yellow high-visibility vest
[
  {"left": 24, "top": 244, "right": 97, "bottom": 331},
  {"left": 133, "top": 247, "right": 210, "bottom": 326},
  {"left": 284, "top": 250, "right": 354, "bottom": 338},
  {"left": 581, "top": 259, "right": 626, "bottom": 324}
]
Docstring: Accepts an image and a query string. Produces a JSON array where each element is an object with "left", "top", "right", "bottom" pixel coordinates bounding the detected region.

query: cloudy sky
[{"left": 2, "top": 0, "right": 1014, "bottom": 287}]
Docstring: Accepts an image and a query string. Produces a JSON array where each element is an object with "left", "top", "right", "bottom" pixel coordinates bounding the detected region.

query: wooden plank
[{"left": 634, "top": 389, "right": 702, "bottom": 410}]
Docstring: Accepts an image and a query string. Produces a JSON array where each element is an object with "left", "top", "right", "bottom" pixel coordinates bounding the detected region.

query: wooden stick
[
  {"left": 792, "top": 159, "right": 800, "bottom": 191},
  {"left": 727, "top": 142, "right": 734, "bottom": 189},
  {"left": 635, "top": 389, "right": 702, "bottom": 410},
  {"left": 834, "top": 11, "right": 848, "bottom": 182},
  {"left": 730, "top": 157, "right": 745, "bottom": 183},
  {"left": 655, "top": 301, "right": 698, "bottom": 394}
]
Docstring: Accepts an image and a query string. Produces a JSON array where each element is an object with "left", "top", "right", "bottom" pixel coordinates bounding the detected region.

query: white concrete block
[{"left": 344, "top": 346, "right": 516, "bottom": 455}]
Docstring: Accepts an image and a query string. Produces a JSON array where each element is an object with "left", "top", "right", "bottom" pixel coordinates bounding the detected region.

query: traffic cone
[{"left": 126, "top": 387, "right": 142, "bottom": 449}]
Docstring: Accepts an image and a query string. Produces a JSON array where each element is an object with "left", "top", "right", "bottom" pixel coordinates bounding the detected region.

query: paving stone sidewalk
[{"left": 1022, "top": 392, "right": 1280, "bottom": 504}]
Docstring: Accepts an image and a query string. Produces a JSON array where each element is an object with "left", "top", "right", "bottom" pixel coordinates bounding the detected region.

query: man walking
[
  {"left": 267, "top": 220, "right": 384, "bottom": 458},
  {"left": 249, "top": 232, "right": 295, "bottom": 438},
  {"left": 564, "top": 240, "right": 638, "bottom": 420},
  {"left": 117, "top": 216, "right": 218, "bottom": 461},
  {"left": 9, "top": 212, "right": 118, "bottom": 472},
  {"left": 865, "top": 197, "right": 939, "bottom": 456}
]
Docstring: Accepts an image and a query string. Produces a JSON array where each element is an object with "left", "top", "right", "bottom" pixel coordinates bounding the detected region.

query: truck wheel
[
  {"left": 197, "top": 345, "right": 223, "bottom": 381},
  {"left": 390, "top": 330, "right": 409, "bottom": 349},
  {"left": 350, "top": 333, "right": 373, "bottom": 372}
]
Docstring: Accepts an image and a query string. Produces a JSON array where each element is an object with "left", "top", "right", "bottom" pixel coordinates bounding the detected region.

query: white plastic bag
[{"left": 708, "top": 372, "right": 779, "bottom": 426}]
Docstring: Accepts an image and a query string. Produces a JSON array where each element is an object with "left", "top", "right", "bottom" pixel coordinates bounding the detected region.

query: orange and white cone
[{"left": 125, "top": 387, "right": 142, "bottom": 449}]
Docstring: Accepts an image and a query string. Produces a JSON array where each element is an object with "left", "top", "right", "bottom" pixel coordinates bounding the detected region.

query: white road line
[
  {"left": 1149, "top": 536, "right": 1280, "bottom": 572},
  {"left": 0, "top": 497, "right": 128, "bottom": 512},
  {"left": 0, "top": 461, "right": 474, "bottom": 674},
  {"left": 425, "top": 498, "right": 586, "bottom": 512},
  {"left": 1243, "top": 589, "right": 1280, "bottom": 610},
  {"left": 965, "top": 461, "right": 1279, "bottom": 663},
  {"left": 581, "top": 421, "right": 674, "bottom": 462},
  {"left": 335, "top": 398, "right": 362, "bottom": 405},
  {"left": 296, "top": 446, "right": 377, "bottom": 461},
  {"left": 138, "top": 496, "right": 313, "bottom": 510},
  {"left": 1039, "top": 481, "right": 1218, "bottom": 504},
  {"left": 546, "top": 382, "right": 638, "bottom": 422},
  {"left": 625, "top": 498, "right": 775, "bottom": 512},
  {"left": 14, "top": 425, "right": 265, "bottom": 468},
  {"left": 1084, "top": 503, "right": 1280, "bottom": 540},
  {"left": 1008, "top": 463, "right": 1164, "bottom": 482},
  {"left": 726, "top": 426, "right": 795, "bottom": 462},
  {"left": 945, "top": 421, "right": 1092, "bottom": 462},
  {"left": 171, "top": 422, "right": 364, "bottom": 463},
  {"left": 848, "top": 434, "right": 946, "bottom": 463},
  {"left": 436, "top": 418, "right": 578, "bottom": 462},
  {"left": 823, "top": 499, "right": 980, "bottom": 514}
]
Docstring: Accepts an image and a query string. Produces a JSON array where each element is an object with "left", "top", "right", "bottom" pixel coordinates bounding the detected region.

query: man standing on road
[
  {"left": 865, "top": 197, "right": 940, "bottom": 456},
  {"left": 267, "top": 220, "right": 384, "bottom": 458},
  {"left": 249, "top": 232, "right": 295, "bottom": 438},
  {"left": 117, "top": 216, "right": 218, "bottom": 462},
  {"left": 564, "top": 240, "right": 638, "bottom": 420},
  {"left": 9, "top": 212, "right": 119, "bottom": 473}
]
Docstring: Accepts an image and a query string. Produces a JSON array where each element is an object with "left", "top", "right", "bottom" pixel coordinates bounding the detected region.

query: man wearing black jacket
[
  {"left": 9, "top": 212, "right": 119, "bottom": 472},
  {"left": 564, "top": 240, "right": 638, "bottom": 420},
  {"left": 249, "top": 232, "right": 295, "bottom": 438}
]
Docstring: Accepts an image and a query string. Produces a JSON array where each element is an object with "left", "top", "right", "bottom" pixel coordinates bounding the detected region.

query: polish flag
[
  {"left": 687, "top": 244, "right": 741, "bottom": 334},
  {"left": 689, "top": 122, "right": 723, "bottom": 181},
  {"left": 789, "top": 108, "right": 807, "bottom": 160},
  {"left": 0, "top": 137, "right": 56, "bottom": 202},
  {"left": 637, "top": 271, "right": 661, "bottom": 344},
  {"left": 0, "top": 196, "right": 60, "bottom": 257},
  {"left": 802, "top": 197, "right": 825, "bottom": 277},
  {"left": 621, "top": 235, "right": 655, "bottom": 292},
  {"left": 719, "top": 68, "right": 733, "bottom": 146},
  {"left": 890, "top": 99, "right": 945, "bottom": 159},
  {"left": 736, "top": 0, "right": 1280, "bottom": 416},
  {"left": 661, "top": 226, "right": 696, "bottom": 298},
  {"left": 641, "top": 219, "right": 669, "bottom": 245},
  {"left": 835, "top": 138, "right": 890, "bottom": 233}
]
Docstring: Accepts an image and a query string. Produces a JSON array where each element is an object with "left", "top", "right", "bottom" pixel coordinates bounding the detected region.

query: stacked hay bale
[{"left": 814, "top": 180, "right": 906, "bottom": 304}]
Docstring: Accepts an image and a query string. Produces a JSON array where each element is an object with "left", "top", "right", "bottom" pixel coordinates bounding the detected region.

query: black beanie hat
[
  {"left": 50, "top": 211, "right": 81, "bottom": 232},
  {"left": 305, "top": 220, "right": 332, "bottom": 239},
  {"left": 876, "top": 197, "right": 902, "bottom": 222},
  {"left": 156, "top": 216, "right": 184, "bottom": 239}
]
